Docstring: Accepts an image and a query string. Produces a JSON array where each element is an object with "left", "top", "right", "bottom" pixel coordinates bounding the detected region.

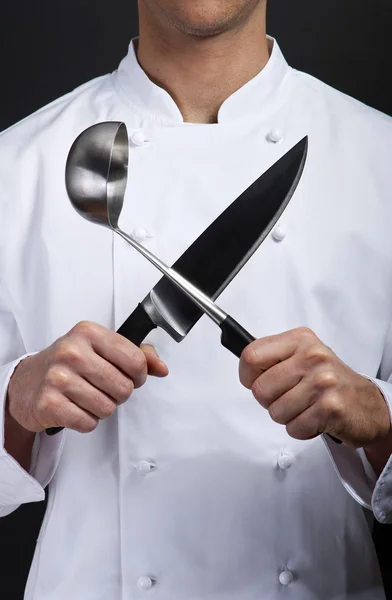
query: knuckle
[
  {"left": 45, "top": 366, "right": 70, "bottom": 390},
  {"left": 286, "top": 421, "right": 304, "bottom": 440},
  {"left": 36, "top": 392, "right": 61, "bottom": 417},
  {"left": 72, "top": 320, "right": 97, "bottom": 337},
  {"left": 303, "top": 344, "right": 331, "bottom": 367},
  {"left": 117, "top": 379, "right": 135, "bottom": 401},
  {"left": 313, "top": 370, "right": 339, "bottom": 392},
  {"left": 286, "top": 418, "right": 313, "bottom": 440},
  {"left": 99, "top": 400, "right": 117, "bottom": 419},
  {"left": 130, "top": 348, "right": 147, "bottom": 374},
  {"left": 295, "top": 326, "right": 316, "bottom": 341},
  {"left": 324, "top": 394, "right": 343, "bottom": 420},
  {"left": 75, "top": 418, "right": 99, "bottom": 434},
  {"left": 269, "top": 405, "right": 283, "bottom": 424},
  {"left": 251, "top": 379, "right": 266, "bottom": 405},
  {"left": 54, "top": 340, "right": 83, "bottom": 367},
  {"left": 241, "top": 344, "right": 260, "bottom": 369},
  {"left": 63, "top": 405, "right": 99, "bottom": 434}
]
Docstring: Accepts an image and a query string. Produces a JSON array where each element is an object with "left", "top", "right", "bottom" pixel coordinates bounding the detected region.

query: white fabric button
[
  {"left": 272, "top": 224, "right": 286, "bottom": 242},
  {"left": 131, "top": 130, "right": 147, "bottom": 146},
  {"left": 132, "top": 227, "right": 154, "bottom": 242},
  {"left": 137, "top": 576, "right": 154, "bottom": 591},
  {"left": 278, "top": 453, "right": 294, "bottom": 470},
  {"left": 279, "top": 570, "right": 294, "bottom": 586},
  {"left": 135, "top": 460, "right": 155, "bottom": 476},
  {"left": 268, "top": 128, "right": 284, "bottom": 143}
]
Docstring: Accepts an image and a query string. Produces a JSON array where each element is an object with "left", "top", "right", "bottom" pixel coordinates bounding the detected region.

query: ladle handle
[{"left": 46, "top": 305, "right": 157, "bottom": 436}]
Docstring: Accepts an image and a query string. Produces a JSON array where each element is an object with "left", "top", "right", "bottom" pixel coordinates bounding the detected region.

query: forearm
[{"left": 4, "top": 394, "right": 35, "bottom": 472}]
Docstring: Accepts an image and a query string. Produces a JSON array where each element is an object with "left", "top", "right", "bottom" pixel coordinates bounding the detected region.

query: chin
[{"left": 151, "top": 0, "right": 260, "bottom": 37}]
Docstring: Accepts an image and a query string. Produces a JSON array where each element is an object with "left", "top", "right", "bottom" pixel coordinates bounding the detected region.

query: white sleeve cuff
[
  {"left": 322, "top": 434, "right": 373, "bottom": 509},
  {"left": 322, "top": 376, "right": 392, "bottom": 524},
  {"left": 0, "top": 355, "right": 66, "bottom": 517},
  {"left": 366, "top": 377, "right": 392, "bottom": 524}
]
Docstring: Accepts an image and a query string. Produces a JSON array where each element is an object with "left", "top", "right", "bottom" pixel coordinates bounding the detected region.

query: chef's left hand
[{"left": 239, "top": 327, "right": 391, "bottom": 448}]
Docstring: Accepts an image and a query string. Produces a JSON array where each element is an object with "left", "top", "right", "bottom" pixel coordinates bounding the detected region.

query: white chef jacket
[{"left": 1, "top": 36, "right": 392, "bottom": 600}]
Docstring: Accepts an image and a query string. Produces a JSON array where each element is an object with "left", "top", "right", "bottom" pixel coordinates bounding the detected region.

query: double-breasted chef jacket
[{"left": 0, "top": 37, "right": 392, "bottom": 600}]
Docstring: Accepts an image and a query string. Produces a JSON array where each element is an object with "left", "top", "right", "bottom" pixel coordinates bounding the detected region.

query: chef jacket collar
[{"left": 113, "top": 36, "right": 290, "bottom": 126}]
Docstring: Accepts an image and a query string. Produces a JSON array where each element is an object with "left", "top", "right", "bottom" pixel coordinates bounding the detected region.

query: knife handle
[
  {"left": 117, "top": 303, "right": 158, "bottom": 346},
  {"left": 46, "top": 426, "right": 65, "bottom": 436},
  {"left": 219, "top": 315, "right": 256, "bottom": 359},
  {"left": 46, "top": 305, "right": 158, "bottom": 436}
]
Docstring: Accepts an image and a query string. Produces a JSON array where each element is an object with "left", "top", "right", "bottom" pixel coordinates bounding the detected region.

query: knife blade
[{"left": 118, "top": 137, "right": 308, "bottom": 346}]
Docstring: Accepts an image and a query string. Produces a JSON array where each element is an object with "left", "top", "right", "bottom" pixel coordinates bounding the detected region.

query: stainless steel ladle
[{"left": 66, "top": 122, "right": 227, "bottom": 326}]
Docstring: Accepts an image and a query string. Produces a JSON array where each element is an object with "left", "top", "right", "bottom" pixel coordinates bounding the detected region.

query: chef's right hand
[{"left": 6, "top": 321, "right": 168, "bottom": 434}]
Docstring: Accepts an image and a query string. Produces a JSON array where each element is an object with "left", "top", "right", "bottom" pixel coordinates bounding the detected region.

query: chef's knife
[
  {"left": 49, "top": 137, "right": 320, "bottom": 437},
  {"left": 117, "top": 135, "right": 341, "bottom": 444},
  {"left": 118, "top": 137, "right": 308, "bottom": 348}
]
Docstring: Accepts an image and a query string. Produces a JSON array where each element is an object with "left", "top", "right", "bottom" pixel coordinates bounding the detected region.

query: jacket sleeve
[
  {"left": 0, "top": 276, "right": 65, "bottom": 518},
  {"left": 323, "top": 320, "right": 392, "bottom": 525}
]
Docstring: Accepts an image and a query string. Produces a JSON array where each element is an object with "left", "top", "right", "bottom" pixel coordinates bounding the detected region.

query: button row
[
  {"left": 135, "top": 452, "right": 295, "bottom": 477},
  {"left": 135, "top": 571, "right": 294, "bottom": 591},
  {"left": 133, "top": 451, "right": 296, "bottom": 591},
  {"left": 130, "top": 128, "right": 285, "bottom": 147},
  {"left": 131, "top": 224, "right": 285, "bottom": 244}
]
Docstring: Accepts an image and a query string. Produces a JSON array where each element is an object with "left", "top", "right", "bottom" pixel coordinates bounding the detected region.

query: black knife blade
[{"left": 118, "top": 137, "right": 308, "bottom": 346}]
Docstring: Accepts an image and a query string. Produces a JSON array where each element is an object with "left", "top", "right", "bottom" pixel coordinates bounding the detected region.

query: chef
[{"left": 1, "top": 0, "right": 392, "bottom": 598}]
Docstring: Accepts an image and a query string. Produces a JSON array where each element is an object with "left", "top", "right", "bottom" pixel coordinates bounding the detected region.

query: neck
[{"left": 137, "top": 2, "right": 269, "bottom": 123}]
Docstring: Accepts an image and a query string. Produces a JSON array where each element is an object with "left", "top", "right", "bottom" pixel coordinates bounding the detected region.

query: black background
[{"left": 1, "top": 1, "right": 392, "bottom": 598}]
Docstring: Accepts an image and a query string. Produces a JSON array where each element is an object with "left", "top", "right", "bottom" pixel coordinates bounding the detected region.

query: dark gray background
[{"left": 1, "top": 1, "right": 392, "bottom": 598}]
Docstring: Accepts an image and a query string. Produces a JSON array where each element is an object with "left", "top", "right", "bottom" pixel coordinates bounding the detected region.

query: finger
[
  {"left": 285, "top": 405, "right": 326, "bottom": 441},
  {"left": 79, "top": 353, "right": 139, "bottom": 399},
  {"left": 71, "top": 321, "right": 148, "bottom": 387},
  {"left": 57, "top": 373, "right": 119, "bottom": 418},
  {"left": 267, "top": 380, "right": 316, "bottom": 424},
  {"left": 250, "top": 355, "right": 303, "bottom": 409},
  {"left": 38, "top": 391, "right": 99, "bottom": 434},
  {"left": 48, "top": 355, "right": 136, "bottom": 403},
  {"left": 141, "top": 344, "right": 169, "bottom": 378},
  {"left": 239, "top": 327, "right": 316, "bottom": 389}
]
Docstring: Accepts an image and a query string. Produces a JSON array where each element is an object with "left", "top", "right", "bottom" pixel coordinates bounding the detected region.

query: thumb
[{"left": 141, "top": 344, "right": 169, "bottom": 378}]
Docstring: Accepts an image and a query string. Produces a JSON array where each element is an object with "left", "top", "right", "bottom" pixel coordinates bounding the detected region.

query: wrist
[
  {"left": 363, "top": 423, "right": 392, "bottom": 477},
  {"left": 4, "top": 391, "right": 36, "bottom": 472},
  {"left": 5, "top": 395, "right": 35, "bottom": 443},
  {"left": 359, "top": 380, "right": 392, "bottom": 475}
]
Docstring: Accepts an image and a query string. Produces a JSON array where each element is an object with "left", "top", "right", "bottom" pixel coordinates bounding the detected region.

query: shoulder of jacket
[
  {"left": 292, "top": 69, "right": 392, "bottom": 130},
  {"left": 0, "top": 74, "right": 114, "bottom": 152},
  {"left": 288, "top": 69, "right": 392, "bottom": 162}
]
